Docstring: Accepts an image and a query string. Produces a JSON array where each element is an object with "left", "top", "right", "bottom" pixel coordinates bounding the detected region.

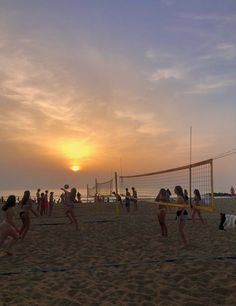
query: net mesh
[
  {"left": 96, "top": 179, "right": 113, "bottom": 196},
  {"left": 119, "top": 159, "right": 214, "bottom": 211},
  {"left": 87, "top": 185, "right": 96, "bottom": 197}
]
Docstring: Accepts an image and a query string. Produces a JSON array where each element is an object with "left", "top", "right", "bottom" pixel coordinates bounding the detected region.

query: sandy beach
[{"left": 1, "top": 198, "right": 236, "bottom": 305}]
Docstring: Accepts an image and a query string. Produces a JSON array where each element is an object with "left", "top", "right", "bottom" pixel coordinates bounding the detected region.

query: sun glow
[
  {"left": 54, "top": 138, "right": 95, "bottom": 169},
  {"left": 70, "top": 165, "right": 80, "bottom": 172}
]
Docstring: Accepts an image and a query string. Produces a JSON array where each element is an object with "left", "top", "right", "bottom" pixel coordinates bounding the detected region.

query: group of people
[
  {"left": 155, "top": 186, "right": 205, "bottom": 245},
  {"left": 0, "top": 183, "right": 213, "bottom": 255},
  {"left": 0, "top": 185, "right": 80, "bottom": 256},
  {"left": 112, "top": 187, "right": 138, "bottom": 213},
  {"left": 0, "top": 190, "right": 38, "bottom": 256},
  {"left": 36, "top": 189, "right": 55, "bottom": 217}
]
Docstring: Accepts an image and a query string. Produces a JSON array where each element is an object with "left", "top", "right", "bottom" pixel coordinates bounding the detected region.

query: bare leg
[
  {"left": 65, "top": 210, "right": 73, "bottom": 223},
  {"left": 5, "top": 229, "right": 19, "bottom": 255},
  {"left": 20, "top": 215, "right": 30, "bottom": 239},
  {"left": 197, "top": 210, "right": 205, "bottom": 224},
  {"left": 69, "top": 209, "right": 78, "bottom": 231},
  {"left": 178, "top": 222, "right": 187, "bottom": 245}
]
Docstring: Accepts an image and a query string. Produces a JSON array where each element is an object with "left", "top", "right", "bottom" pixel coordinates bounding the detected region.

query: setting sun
[
  {"left": 71, "top": 165, "right": 80, "bottom": 172},
  {"left": 53, "top": 138, "right": 96, "bottom": 170}
]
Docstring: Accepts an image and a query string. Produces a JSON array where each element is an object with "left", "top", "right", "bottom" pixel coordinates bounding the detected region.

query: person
[
  {"left": 191, "top": 189, "right": 205, "bottom": 224},
  {"left": 124, "top": 188, "right": 131, "bottom": 213},
  {"left": 0, "top": 195, "right": 19, "bottom": 256},
  {"left": 19, "top": 190, "right": 38, "bottom": 239},
  {"left": 155, "top": 188, "right": 168, "bottom": 236},
  {"left": 175, "top": 185, "right": 188, "bottom": 246},
  {"left": 131, "top": 187, "right": 138, "bottom": 211},
  {"left": 112, "top": 191, "right": 123, "bottom": 208},
  {"left": 166, "top": 189, "right": 171, "bottom": 202},
  {"left": 61, "top": 186, "right": 78, "bottom": 231},
  {"left": 77, "top": 191, "right": 82, "bottom": 203},
  {"left": 36, "top": 188, "right": 41, "bottom": 211},
  {"left": 40, "top": 192, "right": 46, "bottom": 216},
  {"left": 183, "top": 189, "right": 189, "bottom": 203},
  {"left": 44, "top": 190, "right": 49, "bottom": 215},
  {"left": 230, "top": 186, "right": 235, "bottom": 196},
  {"left": 48, "top": 192, "right": 54, "bottom": 216}
]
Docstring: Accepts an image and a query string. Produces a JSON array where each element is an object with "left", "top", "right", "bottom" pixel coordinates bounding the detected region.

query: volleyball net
[
  {"left": 119, "top": 159, "right": 214, "bottom": 211},
  {"left": 87, "top": 185, "right": 96, "bottom": 198},
  {"left": 96, "top": 178, "right": 113, "bottom": 196},
  {"left": 87, "top": 177, "right": 114, "bottom": 200}
]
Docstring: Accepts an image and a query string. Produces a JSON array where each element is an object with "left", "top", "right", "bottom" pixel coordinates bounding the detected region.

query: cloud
[
  {"left": 145, "top": 49, "right": 175, "bottom": 64},
  {"left": 216, "top": 43, "right": 236, "bottom": 59},
  {"left": 199, "top": 43, "right": 236, "bottom": 61},
  {"left": 114, "top": 110, "right": 169, "bottom": 136},
  {"left": 179, "top": 13, "right": 236, "bottom": 23},
  {"left": 184, "top": 77, "right": 236, "bottom": 95},
  {"left": 149, "top": 68, "right": 183, "bottom": 82}
]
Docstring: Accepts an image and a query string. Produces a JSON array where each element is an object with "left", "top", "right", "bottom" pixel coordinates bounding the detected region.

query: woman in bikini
[
  {"left": 175, "top": 185, "right": 188, "bottom": 246},
  {"left": 19, "top": 190, "right": 38, "bottom": 239},
  {"left": 61, "top": 186, "right": 78, "bottom": 231},
  {"left": 0, "top": 195, "right": 19, "bottom": 256},
  {"left": 191, "top": 189, "right": 205, "bottom": 224},
  {"left": 48, "top": 191, "right": 54, "bottom": 217},
  {"left": 155, "top": 188, "right": 168, "bottom": 236}
]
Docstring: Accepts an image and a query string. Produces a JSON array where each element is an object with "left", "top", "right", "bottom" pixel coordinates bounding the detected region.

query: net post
[
  {"left": 95, "top": 178, "right": 98, "bottom": 203},
  {"left": 86, "top": 184, "right": 88, "bottom": 203},
  {"left": 210, "top": 159, "right": 215, "bottom": 211},
  {"left": 189, "top": 126, "right": 192, "bottom": 206},
  {"left": 189, "top": 165, "right": 192, "bottom": 207},
  {"left": 115, "top": 172, "right": 118, "bottom": 194}
]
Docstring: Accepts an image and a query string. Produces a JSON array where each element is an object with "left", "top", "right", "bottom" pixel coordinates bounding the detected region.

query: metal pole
[
  {"left": 115, "top": 172, "right": 118, "bottom": 194},
  {"left": 86, "top": 184, "right": 88, "bottom": 203},
  {"left": 189, "top": 126, "right": 192, "bottom": 206},
  {"left": 95, "top": 178, "right": 98, "bottom": 203},
  {"left": 210, "top": 159, "right": 214, "bottom": 211}
]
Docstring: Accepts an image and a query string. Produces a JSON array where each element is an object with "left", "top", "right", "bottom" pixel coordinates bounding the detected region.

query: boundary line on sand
[{"left": 1, "top": 255, "right": 236, "bottom": 276}]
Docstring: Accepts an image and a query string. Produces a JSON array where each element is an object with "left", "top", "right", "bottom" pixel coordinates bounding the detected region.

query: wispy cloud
[
  {"left": 184, "top": 77, "right": 236, "bottom": 95},
  {"left": 148, "top": 68, "right": 183, "bottom": 82},
  {"left": 114, "top": 110, "right": 170, "bottom": 136},
  {"left": 179, "top": 12, "right": 236, "bottom": 23},
  {"left": 199, "top": 43, "right": 236, "bottom": 61},
  {"left": 161, "top": 0, "right": 175, "bottom": 7}
]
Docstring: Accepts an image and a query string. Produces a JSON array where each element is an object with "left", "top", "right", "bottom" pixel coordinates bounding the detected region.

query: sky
[{"left": 0, "top": 0, "right": 235, "bottom": 192}]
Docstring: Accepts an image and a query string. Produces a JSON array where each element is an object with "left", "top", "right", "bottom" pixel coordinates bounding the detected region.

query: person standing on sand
[
  {"left": 155, "top": 188, "right": 168, "bottom": 236},
  {"left": 230, "top": 186, "right": 235, "bottom": 196},
  {"left": 61, "top": 186, "right": 79, "bottom": 231},
  {"left": 125, "top": 188, "right": 131, "bottom": 213},
  {"left": 61, "top": 184, "right": 73, "bottom": 223},
  {"left": 175, "top": 185, "right": 188, "bottom": 246},
  {"left": 19, "top": 191, "right": 38, "bottom": 240},
  {"left": 44, "top": 190, "right": 49, "bottom": 215},
  {"left": 131, "top": 187, "right": 138, "bottom": 211},
  {"left": 36, "top": 188, "right": 41, "bottom": 211},
  {"left": 191, "top": 189, "right": 205, "bottom": 224},
  {"left": 40, "top": 192, "right": 46, "bottom": 216},
  {"left": 112, "top": 191, "right": 123, "bottom": 209},
  {"left": 48, "top": 192, "right": 54, "bottom": 216},
  {"left": 77, "top": 191, "right": 82, "bottom": 203},
  {"left": 0, "top": 195, "right": 19, "bottom": 256},
  {"left": 183, "top": 189, "right": 189, "bottom": 203}
]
